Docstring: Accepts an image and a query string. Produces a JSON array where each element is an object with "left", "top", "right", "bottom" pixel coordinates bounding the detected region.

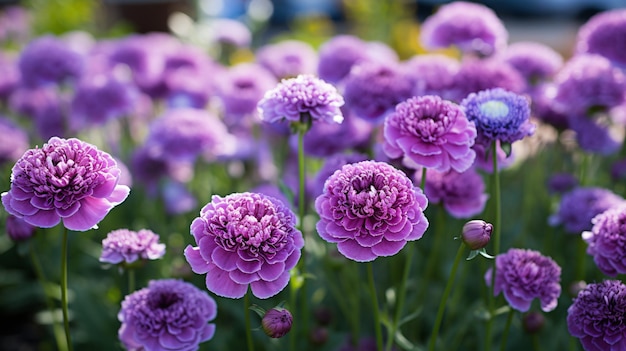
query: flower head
[
  {"left": 501, "top": 41, "right": 563, "bottom": 85},
  {"left": 0, "top": 116, "right": 28, "bottom": 166},
  {"left": 486, "top": 248, "right": 561, "bottom": 312},
  {"left": 313, "top": 152, "right": 370, "bottom": 198},
  {"left": 420, "top": 1, "right": 508, "bottom": 56},
  {"left": 576, "top": 9, "right": 626, "bottom": 68},
  {"left": 547, "top": 173, "right": 578, "bottom": 195},
  {"left": 261, "top": 307, "right": 293, "bottom": 338},
  {"left": 583, "top": 204, "right": 626, "bottom": 277},
  {"left": 257, "top": 74, "right": 344, "bottom": 125},
  {"left": 6, "top": 215, "right": 36, "bottom": 242},
  {"left": 118, "top": 279, "right": 217, "bottom": 351},
  {"left": 383, "top": 95, "right": 476, "bottom": 173},
  {"left": 523, "top": 311, "right": 545, "bottom": 334},
  {"left": 447, "top": 59, "right": 526, "bottom": 103},
  {"left": 315, "top": 160, "right": 429, "bottom": 262},
  {"left": 1, "top": 137, "right": 130, "bottom": 231},
  {"left": 461, "top": 220, "right": 492, "bottom": 250},
  {"left": 18, "top": 35, "right": 83, "bottom": 88},
  {"left": 256, "top": 40, "right": 318, "bottom": 79},
  {"left": 402, "top": 53, "right": 460, "bottom": 99},
  {"left": 549, "top": 187, "right": 625, "bottom": 234},
  {"left": 461, "top": 88, "right": 534, "bottom": 146},
  {"left": 184, "top": 192, "right": 304, "bottom": 299},
  {"left": 100, "top": 229, "right": 166, "bottom": 265},
  {"left": 567, "top": 280, "right": 626, "bottom": 351}
]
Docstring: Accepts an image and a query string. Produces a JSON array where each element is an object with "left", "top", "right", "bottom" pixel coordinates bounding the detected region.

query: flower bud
[
  {"left": 522, "top": 311, "right": 545, "bottom": 334},
  {"left": 6, "top": 215, "right": 35, "bottom": 242},
  {"left": 461, "top": 220, "right": 493, "bottom": 250},
  {"left": 262, "top": 307, "right": 293, "bottom": 338}
]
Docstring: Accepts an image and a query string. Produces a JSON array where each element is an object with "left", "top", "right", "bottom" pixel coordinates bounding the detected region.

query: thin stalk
[
  {"left": 127, "top": 268, "right": 135, "bottom": 294},
  {"left": 367, "top": 263, "right": 383, "bottom": 351},
  {"left": 532, "top": 334, "right": 541, "bottom": 351},
  {"left": 499, "top": 308, "right": 514, "bottom": 351},
  {"left": 245, "top": 292, "right": 255, "bottom": 351},
  {"left": 60, "top": 228, "right": 73, "bottom": 351},
  {"left": 486, "top": 141, "right": 502, "bottom": 351},
  {"left": 428, "top": 242, "right": 465, "bottom": 351},
  {"left": 30, "top": 245, "right": 67, "bottom": 351},
  {"left": 289, "top": 277, "right": 297, "bottom": 351}
]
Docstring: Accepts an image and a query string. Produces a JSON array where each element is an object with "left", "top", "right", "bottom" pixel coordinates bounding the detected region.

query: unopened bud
[
  {"left": 262, "top": 307, "right": 293, "bottom": 338},
  {"left": 6, "top": 215, "right": 35, "bottom": 242},
  {"left": 522, "top": 311, "right": 545, "bottom": 334},
  {"left": 462, "top": 220, "right": 493, "bottom": 250}
]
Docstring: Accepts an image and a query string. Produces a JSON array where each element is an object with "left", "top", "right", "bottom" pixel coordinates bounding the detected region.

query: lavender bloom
[
  {"left": 343, "top": 61, "right": 414, "bottom": 122},
  {"left": 550, "top": 187, "right": 625, "bottom": 234},
  {"left": 500, "top": 41, "right": 564, "bottom": 85},
  {"left": 8, "top": 86, "right": 67, "bottom": 139},
  {"left": 576, "top": 9, "right": 626, "bottom": 68},
  {"left": 18, "top": 36, "right": 83, "bottom": 88},
  {"left": 461, "top": 88, "right": 534, "bottom": 146},
  {"left": 420, "top": 1, "right": 508, "bottom": 56},
  {"left": 100, "top": 229, "right": 165, "bottom": 265},
  {"left": 144, "top": 108, "right": 229, "bottom": 162},
  {"left": 383, "top": 95, "right": 477, "bottom": 172},
  {"left": 184, "top": 192, "right": 304, "bottom": 299},
  {"left": 257, "top": 74, "right": 344, "bottom": 125},
  {"left": 461, "top": 220, "right": 493, "bottom": 250},
  {"left": 569, "top": 113, "right": 622, "bottom": 155},
  {"left": 567, "top": 280, "right": 626, "bottom": 351},
  {"left": 313, "top": 152, "right": 370, "bottom": 198},
  {"left": 0, "top": 116, "right": 28, "bottom": 166},
  {"left": 547, "top": 173, "right": 578, "bottom": 195},
  {"left": 402, "top": 53, "right": 460, "bottom": 99},
  {"left": 414, "top": 168, "right": 488, "bottom": 219},
  {"left": 256, "top": 40, "right": 318, "bottom": 79},
  {"left": 487, "top": 248, "right": 561, "bottom": 312},
  {"left": 162, "top": 180, "right": 198, "bottom": 215},
  {"left": 611, "top": 158, "right": 626, "bottom": 181},
  {"left": 0, "top": 52, "right": 20, "bottom": 100},
  {"left": 553, "top": 54, "right": 626, "bottom": 115},
  {"left": 118, "top": 279, "right": 217, "bottom": 351},
  {"left": 261, "top": 307, "right": 293, "bottom": 338},
  {"left": 1, "top": 137, "right": 130, "bottom": 231},
  {"left": 582, "top": 205, "right": 626, "bottom": 277},
  {"left": 447, "top": 58, "right": 526, "bottom": 103},
  {"left": 531, "top": 84, "right": 570, "bottom": 131},
  {"left": 6, "top": 215, "right": 36, "bottom": 242},
  {"left": 315, "top": 161, "right": 429, "bottom": 262}
]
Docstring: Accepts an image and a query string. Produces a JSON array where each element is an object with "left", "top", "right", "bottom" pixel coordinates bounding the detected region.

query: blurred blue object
[{"left": 271, "top": 0, "right": 342, "bottom": 24}]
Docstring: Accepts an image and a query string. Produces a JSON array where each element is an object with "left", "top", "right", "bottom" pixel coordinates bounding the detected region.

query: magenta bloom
[
  {"left": 184, "top": 192, "right": 304, "bottom": 299},
  {"left": 420, "top": 1, "right": 507, "bottom": 56},
  {"left": 549, "top": 187, "right": 625, "bottom": 234},
  {"left": 576, "top": 9, "right": 626, "bottom": 68},
  {"left": 1, "top": 137, "right": 130, "bottom": 231},
  {"left": 257, "top": 74, "right": 344, "bottom": 125},
  {"left": 583, "top": 205, "right": 626, "bottom": 277},
  {"left": 316, "top": 35, "right": 369, "bottom": 84},
  {"left": 567, "top": 280, "right": 626, "bottom": 351},
  {"left": 315, "top": 161, "right": 429, "bottom": 262},
  {"left": 118, "top": 279, "right": 217, "bottom": 351},
  {"left": 487, "top": 248, "right": 561, "bottom": 312},
  {"left": 414, "top": 167, "right": 488, "bottom": 219},
  {"left": 299, "top": 109, "right": 373, "bottom": 157},
  {"left": 256, "top": 40, "right": 318, "bottom": 79},
  {"left": 100, "top": 229, "right": 166, "bottom": 265},
  {"left": 383, "top": 95, "right": 476, "bottom": 172},
  {"left": 461, "top": 220, "right": 492, "bottom": 250},
  {"left": 261, "top": 307, "right": 293, "bottom": 338},
  {"left": 313, "top": 152, "right": 370, "bottom": 198}
]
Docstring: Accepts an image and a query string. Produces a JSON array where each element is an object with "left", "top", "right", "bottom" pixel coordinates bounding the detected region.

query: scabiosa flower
[
  {"left": 500, "top": 41, "right": 564, "bottom": 86},
  {"left": 261, "top": 307, "right": 293, "bottom": 338},
  {"left": 184, "top": 192, "right": 304, "bottom": 299},
  {"left": 549, "top": 187, "right": 625, "bottom": 234},
  {"left": 402, "top": 53, "right": 460, "bottom": 99},
  {"left": 257, "top": 74, "right": 344, "bottom": 125},
  {"left": 414, "top": 167, "right": 488, "bottom": 219},
  {"left": 18, "top": 35, "right": 84, "bottom": 88},
  {"left": 0, "top": 116, "right": 28, "bottom": 166},
  {"left": 461, "top": 220, "right": 493, "bottom": 250},
  {"left": 256, "top": 40, "right": 318, "bottom": 79},
  {"left": 461, "top": 88, "right": 534, "bottom": 147},
  {"left": 1, "top": 137, "right": 130, "bottom": 231},
  {"left": 486, "top": 248, "right": 561, "bottom": 312},
  {"left": 315, "top": 161, "right": 429, "bottom": 262},
  {"left": 420, "top": 1, "right": 508, "bottom": 56},
  {"left": 383, "top": 95, "right": 477, "bottom": 173},
  {"left": 6, "top": 215, "right": 36, "bottom": 242},
  {"left": 567, "top": 280, "right": 626, "bottom": 351},
  {"left": 100, "top": 229, "right": 166, "bottom": 265},
  {"left": 343, "top": 60, "right": 414, "bottom": 122},
  {"left": 118, "top": 279, "right": 217, "bottom": 351},
  {"left": 582, "top": 204, "right": 626, "bottom": 277},
  {"left": 576, "top": 9, "right": 626, "bottom": 68}
]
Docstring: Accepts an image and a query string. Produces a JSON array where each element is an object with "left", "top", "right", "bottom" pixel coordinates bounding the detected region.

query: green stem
[
  {"left": 532, "top": 334, "right": 541, "bottom": 351},
  {"left": 30, "top": 244, "right": 67, "bottom": 351},
  {"left": 486, "top": 141, "right": 502, "bottom": 351},
  {"left": 127, "top": 268, "right": 135, "bottom": 294},
  {"left": 289, "top": 275, "right": 298, "bottom": 351},
  {"left": 367, "top": 263, "right": 383, "bottom": 351},
  {"left": 428, "top": 243, "right": 465, "bottom": 351},
  {"left": 576, "top": 237, "right": 587, "bottom": 282},
  {"left": 499, "top": 308, "right": 514, "bottom": 351},
  {"left": 245, "top": 292, "right": 255, "bottom": 351},
  {"left": 419, "top": 167, "right": 427, "bottom": 191},
  {"left": 60, "top": 228, "right": 73, "bottom": 351}
]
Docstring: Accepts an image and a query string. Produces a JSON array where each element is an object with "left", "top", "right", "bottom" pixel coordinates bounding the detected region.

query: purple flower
[
  {"left": 184, "top": 192, "right": 304, "bottom": 299},
  {"left": 313, "top": 152, "right": 370, "bottom": 198},
  {"left": 207, "top": 18, "right": 251, "bottom": 47},
  {"left": 402, "top": 53, "right": 460, "bottom": 99},
  {"left": 549, "top": 187, "right": 625, "bottom": 234},
  {"left": 420, "top": 1, "right": 507, "bottom": 56},
  {"left": 501, "top": 41, "right": 564, "bottom": 85},
  {"left": 18, "top": 35, "right": 83, "bottom": 88},
  {"left": 6, "top": 215, "right": 35, "bottom": 242},
  {"left": 582, "top": 205, "right": 626, "bottom": 277},
  {"left": 447, "top": 58, "right": 526, "bottom": 102},
  {"left": 343, "top": 61, "right": 414, "bottom": 122},
  {"left": 100, "top": 228, "right": 166, "bottom": 265},
  {"left": 0, "top": 52, "right": 20, "bottom": 100},
  {"left": 1, "top": 137, "right": 130, "bottom": 231},
  {"left": 8, "top": 86, "right": 67, "bottom": 140},
  {"left": 522, "top": 311, "right": 545, "bottom": 334},
  {"left": 261, "top": 307, "right": 293, "bottom": 338},
  {"left": 315, "top": 161, "right": 429, "bottom": 262},
  {"left": 471, "top": 141, "right": 515, "bottom": 173},
  {"left": 0, "top": 116, "right": 28, "bottom": 166},
  {"left": 383, "top": 95, "right": 476, "bottom": 172},
  {"left": 576, "top": 9, "right": 626, "bottom": 68},
  {"left": 414, "top": 167, "right": 488, "bottom": 219},
  {"left": 144, "top": 108, "right": 230, "bottom": 162},
  {"left": 567, "top": 280, "right": 626, "bottom": 351},
  {"left": 256, "top": 40, "right": 318, "bottom": 79},
  {"left": 118, "top": 279, "right": 217, "bottom": 351},
  {"left": 162, "top": 180, "right": 197, "bottom": 215},
  {"left": 461, "top": 88, "right": 534, "bottom": 146},
  {"left": 461, "top": 220, "right": 492, "bottom": 250},
  {"left": 530, "top": 84, "right": 570, "bottom": 131},
  {"left": 611, "top": 158, "right": 626, "bottom": 181},
  {"left": 257, "top": 74, "right": 344, "bottom": 125},
  {"left": 486, "top": 248, "right": 561, "bottom": 312},
  {"left": 547, "top": 173, "right": 578, "bottom": 195},
  {"left": 569, "top": 113, "right": 622, "bottom": 155}
]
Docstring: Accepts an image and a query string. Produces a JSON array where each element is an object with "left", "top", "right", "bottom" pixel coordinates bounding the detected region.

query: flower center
[{"left": 479, "top": 100, "right": 509, "bottom": 119}]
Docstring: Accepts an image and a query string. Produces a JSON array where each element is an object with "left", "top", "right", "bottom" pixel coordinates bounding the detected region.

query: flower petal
[{"left": 250, "top": 271, "right": 290, "bottom": 299}]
